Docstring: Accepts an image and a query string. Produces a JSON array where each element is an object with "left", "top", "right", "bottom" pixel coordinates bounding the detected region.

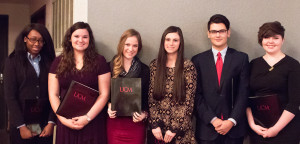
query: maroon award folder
[
  {"left": 249, "top": 94, "right": 282, "bottom": 128},
  {"left": 24, "top": 99, "right": 48, "bottom": 124},
  {"left": 111, "top": 78, "right": 141, "bottom": 116},
  {"left": 56, "top": 81, "right": 99, "bottom": 119}
]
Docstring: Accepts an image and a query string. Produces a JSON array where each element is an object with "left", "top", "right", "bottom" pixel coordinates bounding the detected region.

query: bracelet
[{"left": 85, "top": 114, "right": 91, "bottom": 122}]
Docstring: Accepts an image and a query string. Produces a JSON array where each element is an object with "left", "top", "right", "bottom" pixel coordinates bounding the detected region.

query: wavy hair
[
  {"left": 153, "top": 26, "right": 186, "bottom": 102},
  {"left": 258, "top": 21, "right": 285, "bottom": 46},
  {"left": 112, "top": 29, "right": 142, "bottom": 78},
  {"left": 11, "top": 23, "right": 55, "bottom": 74},
  {"left": 56, "top": 22, "right": 98, "bottom": 78}
]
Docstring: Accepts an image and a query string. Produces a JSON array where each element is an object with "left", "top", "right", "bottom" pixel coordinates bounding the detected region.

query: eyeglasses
[
  {"left": 26, "top": 36, "right": 45, "bottom": 45},
  {"left": 209, "top": 29, "right": 228, "bottom": 35}
]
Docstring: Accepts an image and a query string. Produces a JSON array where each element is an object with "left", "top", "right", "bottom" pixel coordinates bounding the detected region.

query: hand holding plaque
[
  {"left": 249, "top": 94, "right": 282, "bottom": 128},
  {"left": 56, "top": 81, "right": 99, "bottom": 119},
  {"left": 111, "top": 78, "right": 141, "bottom": 116}
]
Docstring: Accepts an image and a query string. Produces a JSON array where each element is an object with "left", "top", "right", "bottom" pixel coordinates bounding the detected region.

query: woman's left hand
[
  {"left": 262, "top": 127, "right": 279, "bottom": 138},
  {"left": 132, "top": 111, "right": 148, "bottom": 123},
  {"left": 72, "top": 115, "right": 89, "bottom": 129},
  {"left": 39, "top": 123, "right": 55, "bottom": 137},
  {"left": 164, "top": 130, "right": 176, "bottom": 143}
]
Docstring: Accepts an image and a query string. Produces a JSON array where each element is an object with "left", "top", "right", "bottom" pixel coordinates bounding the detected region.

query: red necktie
[{"left": 216, "top": 52, "right": 223, "bottom": 86}]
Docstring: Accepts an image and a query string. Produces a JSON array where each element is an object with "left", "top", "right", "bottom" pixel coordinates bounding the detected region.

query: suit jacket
[
  {"left": 191, "top": 48, "right": 249, "bottom": 140},
  {"left": 4, "top": 53, "right": 55, "bottom": 128}
]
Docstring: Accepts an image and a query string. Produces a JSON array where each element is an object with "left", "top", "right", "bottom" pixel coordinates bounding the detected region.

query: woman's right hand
[
  {"left": 246, "top": 107, "right": 268, "bottom": 136},
  {"left": 152, "top": 127, "right": 164, "bottom": 141},
  {"left": 132, "top": 111, "right": 148, "bottom": 122},
  {"left": 250, "top": 123, "right": 268, "bottom": 136},
  {"left": 58, "top": 115, "right": 83, "bottom": 130},
  {"left": 107, "top": 103, "right": 117, "bottom": 118}
]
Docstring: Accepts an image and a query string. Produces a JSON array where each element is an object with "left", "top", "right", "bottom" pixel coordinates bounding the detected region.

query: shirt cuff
[
  {"left": 48, "top": 121, "right": 56, "bottom": 125},
  {"left": 210, "top": 117, "right": 217, "bottom": 124},
  {"left": 17, "top": 124, "right": 26, "bottom": 129},
  {"left": 228, "top": 118, "right": 237, "bottom": 126}
]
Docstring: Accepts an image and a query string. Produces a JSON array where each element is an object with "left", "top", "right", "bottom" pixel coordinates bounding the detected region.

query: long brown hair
[
  {"left": 56, "top": 22, "right": 98, "bottom": 77},
  {"left": 112, "top": 29, "right": 142, "bottom": 78},
  {"left": 153, "top": 26, "right": 186, "bottom": 102}
]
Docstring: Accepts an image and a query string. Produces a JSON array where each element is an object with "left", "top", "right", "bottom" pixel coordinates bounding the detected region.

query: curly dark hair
[{"left": 56, "top": 22, "right": 99, "bottom": 78}]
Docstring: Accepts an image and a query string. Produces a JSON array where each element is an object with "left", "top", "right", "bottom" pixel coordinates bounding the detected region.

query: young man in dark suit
[{"left": 191, "top": 14, "right": 249, "bottom": 144}]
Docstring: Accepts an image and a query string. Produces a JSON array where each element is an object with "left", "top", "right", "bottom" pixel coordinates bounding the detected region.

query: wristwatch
[{"left": 85, "top": 114, "right": 91, "bottom": 122}]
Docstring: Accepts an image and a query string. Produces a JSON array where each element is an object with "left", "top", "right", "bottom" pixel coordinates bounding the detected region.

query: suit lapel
[
  {"left": 220, "top": 48, "right": 233, "bottom": 88},
  {"left": 206, "top": 50, "right": 219, "bottom": 87}
]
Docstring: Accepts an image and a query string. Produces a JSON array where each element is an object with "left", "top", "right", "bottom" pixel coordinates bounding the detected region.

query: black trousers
[
  {"left": 9, "top": 126, "right": 52, "bottom": 144},
  {"left": 197, "top": 135, "right": 244, "bottom": 144}
]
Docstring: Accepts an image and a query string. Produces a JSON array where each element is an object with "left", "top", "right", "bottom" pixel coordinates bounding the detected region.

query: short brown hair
[
  {"left": 258, "top": 21, "right": 285, "bottom": 46},
  {"left": 208, "top": 14, "right": 230, "bottom": 30}
]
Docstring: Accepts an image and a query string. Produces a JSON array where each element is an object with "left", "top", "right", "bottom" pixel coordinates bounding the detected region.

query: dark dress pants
[
  {"left": 198, "top": 135, "right": 244, "bottom": 144},
  {"left": 9, "top": 126, "right": 52, "bottom": 144}
]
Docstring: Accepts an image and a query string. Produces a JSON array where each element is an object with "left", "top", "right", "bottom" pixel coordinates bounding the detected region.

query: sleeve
[
  {"left": 229, "top": 54, "right": 250, "bottom": 123},
  {"left": 169, "top": 61, "right": 197, "bottom": 136},
  {"left": 285, "top": 59, "right": 300, "bottom": 114},
  {"left": 3, "top": 58, "right": 24, "bottom": 127},
  {"left": 141, "top": 65, "right": 150, "bottom": 112},
  {"left": 96, "top": 55, "right": 110, "bottom": 75},
  {"left": 47, "top": 107, "right": 56, "bottom": 123},
  {"left": 191, "top": 56, "right": 217, "bottom": 124},
  {"left": 49, "top": 56, "right": 61, "bottom": 74},
  {"left": 148, "top": 60, "right": 163, "bottom": 129},
  {"left": 248, "top": 60, "right": 255, "bottom": 107}
]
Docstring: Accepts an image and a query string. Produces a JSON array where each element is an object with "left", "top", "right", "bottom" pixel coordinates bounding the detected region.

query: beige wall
[
  {"left": 0, "top": 1, "right": 53, "bottom": 55},
  {"left": 88, "top": 0, "right": 300, "bottom": 64},
  {"left": 30, "top": 0, "right": 53, "bottom": 36},
  {"left": 0, "top": 3, "right": 30, "bottom": 54},
  {"left": 73, "top": 0, "right": 87, "bottom": 23}
]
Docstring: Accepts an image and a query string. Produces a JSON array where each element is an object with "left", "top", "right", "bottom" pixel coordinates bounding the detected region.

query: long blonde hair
[{"left": 112, "top": 29, "right": 142, "bottom": 78}]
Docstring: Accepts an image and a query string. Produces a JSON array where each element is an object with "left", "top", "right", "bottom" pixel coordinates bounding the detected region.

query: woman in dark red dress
[
  {"left": 107, "top": 29, "right": 150, "bottom": 144},
  {"left": 48, "top": 22, "right": 111, "bottom": 144}
]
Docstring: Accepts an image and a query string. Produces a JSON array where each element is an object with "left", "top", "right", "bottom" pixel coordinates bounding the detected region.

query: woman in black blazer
[
  {"left": 4, "top": 23, "right": 56, "bottom": 144},
  {"left": 106, "top": 29, "right": 150, "bottom": 144}
]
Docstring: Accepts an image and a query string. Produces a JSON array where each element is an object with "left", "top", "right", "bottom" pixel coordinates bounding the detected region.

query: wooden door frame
[{"left": 0, "top": 14, "right": 9, "bottom": 130}]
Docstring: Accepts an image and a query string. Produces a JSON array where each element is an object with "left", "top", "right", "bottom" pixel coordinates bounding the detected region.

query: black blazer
[
  {"left": 137, "top": 62, "right": 150, "bottom": 112},
  {"left": 191, "top": 48, "right": 249, "bottom": 140},
  {"left": 4, "top": 53, "right": 55, "bottom": 128}
]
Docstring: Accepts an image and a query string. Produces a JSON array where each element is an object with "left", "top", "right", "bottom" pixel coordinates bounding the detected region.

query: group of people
[{"left": 3, "top": 14, "right": 299, "bottom": 144}]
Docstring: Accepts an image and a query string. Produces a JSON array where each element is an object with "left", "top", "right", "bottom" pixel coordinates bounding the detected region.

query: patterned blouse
[{"left": 148, "top": 59, "right": 197, "bottom": 144}]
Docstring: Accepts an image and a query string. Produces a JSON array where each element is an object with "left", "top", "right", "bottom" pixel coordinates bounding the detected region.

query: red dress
[
  {"left": 107, "top": 117, "right": 146, "bottom": 144},
  {"left": 49, "top": 55, "right": 110, "bottom": 144}
]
